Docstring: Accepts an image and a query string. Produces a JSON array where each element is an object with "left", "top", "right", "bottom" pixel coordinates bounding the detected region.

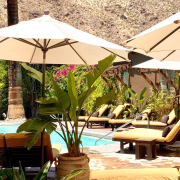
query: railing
[{"left": 95, "top": 114, "right": 149, "bottom": 146}]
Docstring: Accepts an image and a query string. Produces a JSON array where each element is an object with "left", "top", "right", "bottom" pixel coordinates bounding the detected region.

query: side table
[{"left": 135, "top": 138, "right": 156, "bottom": 160}]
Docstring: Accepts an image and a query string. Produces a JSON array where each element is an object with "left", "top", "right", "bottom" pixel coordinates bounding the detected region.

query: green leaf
[
  {"left": 128, "top": 108, "right": 134, "bottom": 114},
  {"left": 140, "top": 87, "right": 147, "bottom": 105},
  {"left": 0, "top": 169, "right": 7, "bottom": 179},
  {"left": 38, "top": 102, "right": 64, "bottom": 115},
  {"left": 24, "top": 118, "right": 55, "bottom": 149},
  {"left": 0, "top": 176, "right": 2, "bottom": 180},
  {"left": 175, "top": 73, "right": 179, "bottom": 86},
  {"left": 68, "top": 72, "right": 78, "bottom": 122},
  {"left": 34, "top": 161, "right": 50, "bottom": 180},
  {"left": 12, "top": 168, "right": 18, "bottom": 180},
  {"left": 50, "top": 73, "right": 70, "bottom": 109},
  {"left": 18, "top": 162, "right": 26, "bottom": 180},
  {"left": 86, "top": 54, "right": 116, "bottom": 88},
  {"left": 4, "top": 169, "right": 13, "bottom": 180},
  {"left": 78, "top": 87, "right": 96, "bottom": 108},
  {"left": 17, "top": 119, "right": 34, "bottom": 133},
  {"left": 96, "top": 90, "right": 116, "bottom": 108},
  {"left": 128, "top": 88, "right": 137, "bottom": 100},
  {"left": 21, "top": 63, "right": 49, "bottom": 86},
  {"left": 62, "top": 169, "right": 87, "bottom": 180},
  {"left": 36, "top": 97, "right": 58, "bottom": 104}
]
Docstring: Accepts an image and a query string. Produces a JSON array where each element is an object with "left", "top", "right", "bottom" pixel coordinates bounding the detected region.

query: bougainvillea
[{"left": 46, "top": 64, "right": 112, "bottom": 114}]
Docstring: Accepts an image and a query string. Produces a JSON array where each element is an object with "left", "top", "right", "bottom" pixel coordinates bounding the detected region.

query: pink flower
[
  {"left": 57, "top": 71, "right": 62, "bottom": 76},
  {"left": 54, "top": 76, "right": 58, "bottom": 81},
  {"left": 92, "top": 64, "right": 97, "bottom": 68},
  {"left": 63, "top": 72, "right": 67, "bottom": 76},
  {"left": 54, "top": 68, "right": 58, "bottom": 73},
  {"left": 46, "top": 66, "right": 49, "bottom": 69}
]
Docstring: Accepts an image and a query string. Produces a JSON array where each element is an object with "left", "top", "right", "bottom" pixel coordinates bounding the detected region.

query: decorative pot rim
[{"left": 58, "top": 153, "right": 88, "bottom": 161}]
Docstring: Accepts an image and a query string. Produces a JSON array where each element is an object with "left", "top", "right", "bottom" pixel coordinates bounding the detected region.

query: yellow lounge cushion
[
  {"left": 165, "top": 119, "right": 180, "bottom": 142},
  {"left": 90, "top": 168, "right": 180, "bottom": 180},
  {"left": 141, "top": 108, "right": 152, "bottom": 120},
  {"left": 167, "top": 109, "right": 176, "bottom": 125},
  {"left": 113, "top": 105, "right": 125, "bottom": 119},
  {"left": 0, "top": 134, "right": 5, "bottom": 148},
  {"left": 85, "top": 117, "right": 110, "bottom": 122},
  {"left": 132, "top": 120, "right": 167, "bottom": 127},
  {"left": 109, "top": 119, "right": 131, "bottom": 124},
  {"left": 5, "top": 132, "right": 54, "bottom": 164},
  {"left": 98, "top": 105, "right": 109, "bottom": 117},
  {"left": 52, "top": 144, "right": 62, "bottom": 161},
  {"left": 78, "top": 116, "right": 89, "bottom": 120},
  {"left": 113, "top": 128, "right": 165, "bottom": 142}
]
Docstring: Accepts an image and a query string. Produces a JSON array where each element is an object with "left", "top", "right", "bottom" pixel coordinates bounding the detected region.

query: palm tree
[{"left": 7, "top": 0, "right": 25, "bottom": 120}]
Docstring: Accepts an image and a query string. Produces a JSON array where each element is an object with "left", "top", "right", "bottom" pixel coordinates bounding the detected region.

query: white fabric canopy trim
[{"left": 133, "top": 59, "right": 180, "bottom": 70}]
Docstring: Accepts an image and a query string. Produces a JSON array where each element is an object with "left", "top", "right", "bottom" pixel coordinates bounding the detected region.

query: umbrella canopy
[
  {"left": 133, "top": 59, "right": 180, "bottom": 70},
  {"left": 0, "top": 11, "right": 129, "bottom": 168},
  {"left": 0, "top": 14, "right": 129, "bottom": 65},
  {"left": 123, "top": 11, "right": 180, "bottom": 62}
]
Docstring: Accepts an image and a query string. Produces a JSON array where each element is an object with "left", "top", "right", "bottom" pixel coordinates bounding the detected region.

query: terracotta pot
[{"left": 55, "top": 153, "right": 90, "bottom": 180}]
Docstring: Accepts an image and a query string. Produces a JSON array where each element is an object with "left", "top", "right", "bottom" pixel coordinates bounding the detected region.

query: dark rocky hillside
[{"left": 0, "top": 0, "right": 180, "bottom": 44}]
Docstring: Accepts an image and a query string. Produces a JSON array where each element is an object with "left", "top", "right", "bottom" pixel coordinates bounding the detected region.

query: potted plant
[
  {"left": 17, "top": 55, "right": 116, "bottom": 179},
  {"left": 0, "top": 161, "right": 86, "bottom": 180}
]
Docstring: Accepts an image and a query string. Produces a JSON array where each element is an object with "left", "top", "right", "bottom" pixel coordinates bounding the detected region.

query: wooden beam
[
  {"left": 115, "top": 75, "right": 128, "bottom": 88},
  {"left": 158, "top": 70, "right": 178, "bottom": 90},
  {"left": 140, "top": 72, "right": 158, "bottom": 91},
  {"left": 101, "top": 76, "right": 114, "bottom": 89}
]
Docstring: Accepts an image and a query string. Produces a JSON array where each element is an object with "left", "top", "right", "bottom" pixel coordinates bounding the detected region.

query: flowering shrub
[{"left": 47, "top": 64, "right": 110, "bottom": 114}]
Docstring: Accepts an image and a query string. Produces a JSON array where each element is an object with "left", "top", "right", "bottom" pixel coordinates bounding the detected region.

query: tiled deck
[{"left": 46, "top": 125, "right": 180, "bottom": 179}]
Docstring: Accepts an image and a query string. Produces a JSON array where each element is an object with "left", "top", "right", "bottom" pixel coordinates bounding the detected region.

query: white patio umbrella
[
  {"left": 123, "top": 11, "right": 180, "bottom": 62},
  {"left": 123, "top": 11, "right": 180, "bottom": 128},
  {"left": 0, "top": 11, "right": 129, "bottom": 167}
]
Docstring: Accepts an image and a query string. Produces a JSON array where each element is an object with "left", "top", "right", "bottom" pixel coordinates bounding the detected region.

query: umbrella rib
[
  {"left": 33, "top": 39, "right": 44, "bottom": 49},
  {"left": 47, "top": 41, "right": 78, "bottom": 50},
  {"left": 67, "top": 42, "right": 87, "bottom": 65},
  {"left": 45, "top": 39, "right": 51, "bottom": 49},
  {"left": 47, "top": 40, "right": 66, "bottom": 50},
  {"left": 30, "top": 45, "right": 37, "bottom": 64},
  {"left": 161, "top": 50, "right": 176, "bottom": 61},
  {"left": 14, "top": 38, "right": 41, "bottom": 48},
  {"left": 0, "top": 37, "right": 9, "bottom": 43},
  {"left": 150, "top": 25, "right": 180, "bottom": 52},
  {"left": 101, "top": 47, "right": 128, "bottom": 61}
]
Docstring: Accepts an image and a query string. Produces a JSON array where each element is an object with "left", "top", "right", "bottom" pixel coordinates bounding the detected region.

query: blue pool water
[{"left": 0, "top": 125, "right": 117, "bottom": 149}]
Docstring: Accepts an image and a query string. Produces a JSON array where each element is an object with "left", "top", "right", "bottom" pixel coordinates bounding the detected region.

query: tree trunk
[{"left": 7, "top": 0, "right": 26, "bottom": 120}]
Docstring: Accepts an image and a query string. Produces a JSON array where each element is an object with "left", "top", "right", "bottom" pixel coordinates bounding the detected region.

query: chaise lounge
[
  {"left": 85, "top": 104, "right": 128, "bottom": 128},
  {"left": 90, "top": 168, "right": 180, "bottom": 180},
  {"left": 132, "top": 109, "right": 176, "bottom": 129},
  {"left": 112, "top": 118, "right": 180, "bottom": 154},
  {"left": 5, "top": 132, "right": 61, "bottom": 168},
  {"left": 109, "top": 108, "right": 152, "bottom": 131},
  {"left": 78, "top": 104, "right": 109, "bottom": 121}
]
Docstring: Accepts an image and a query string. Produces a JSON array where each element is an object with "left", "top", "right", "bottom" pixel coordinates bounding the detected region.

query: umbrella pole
[
  {"left": 178, "top": 75, "right": 180, "bottom": 121},
  {"left": 41, "top": 40, "right": 47, "bottom": 168}
]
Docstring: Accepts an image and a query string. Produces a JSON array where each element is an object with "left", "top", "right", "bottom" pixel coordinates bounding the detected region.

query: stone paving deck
[
  {"left": 47, "top": 123, "right": 180, "bottom": 179},
  {"left": 13, "top": 123, "right": 180, "bottom": 179}
]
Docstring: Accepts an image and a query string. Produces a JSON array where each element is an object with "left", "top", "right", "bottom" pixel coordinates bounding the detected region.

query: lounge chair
[
  {"left": 86, "top": 104, "right": 128, "bottom": 128},
  {"left": 112, "top": 119, "right": 180, "bottom": 154},
  {"left": 90, "top": 168, "right": 180, "bottom": 180},
  {"left": 132, "top": 109, "right": 176, "bottom": 129},
  {"left": 109, "top": 108, "right": 152, "bottom": 131},
  {"left": 5, "top": 132, "right": 62, "bottom": 168},
  {"left": 78, "top": 104, "right": 109, "bottom": 121},
  {"left": 0, "top": 134, "right": 6, "bottom": 167}
]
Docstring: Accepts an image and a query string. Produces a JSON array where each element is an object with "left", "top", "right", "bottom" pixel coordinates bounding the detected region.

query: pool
[{"left": 0, "top": 125, "right": 117, "bottom": 149}]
